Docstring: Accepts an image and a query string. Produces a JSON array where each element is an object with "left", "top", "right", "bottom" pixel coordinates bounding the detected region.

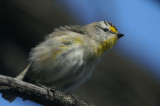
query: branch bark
[{"left": 0, "top": 75, "right": 94, "bottom": 106}]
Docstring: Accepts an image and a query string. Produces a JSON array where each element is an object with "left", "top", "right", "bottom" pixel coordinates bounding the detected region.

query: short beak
[{"left": 117, "top": 33, "right": 124, "bottom": 39}]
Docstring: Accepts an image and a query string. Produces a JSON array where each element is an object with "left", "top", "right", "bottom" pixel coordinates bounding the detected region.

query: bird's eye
[{"left": 103, "top": 28, "right": 108, "bottom": 32}]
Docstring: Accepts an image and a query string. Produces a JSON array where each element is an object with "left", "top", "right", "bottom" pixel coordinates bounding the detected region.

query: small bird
[{"left": 2, "top": 21, "right": 124, "bottom": 102}]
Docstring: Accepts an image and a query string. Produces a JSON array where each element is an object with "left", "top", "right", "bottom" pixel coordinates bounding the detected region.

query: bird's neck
[{"left": 94, "top": 36, "right": 118, "bottom": 57}]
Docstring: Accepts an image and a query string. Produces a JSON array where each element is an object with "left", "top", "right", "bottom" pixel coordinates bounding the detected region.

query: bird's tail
[{"left": 2, "top": 64, "right": 31, "bottom": 102}]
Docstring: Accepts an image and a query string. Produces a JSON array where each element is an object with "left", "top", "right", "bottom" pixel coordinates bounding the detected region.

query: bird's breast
[{"left": 94, "top": 36, "right": 118, "bottom": 57}]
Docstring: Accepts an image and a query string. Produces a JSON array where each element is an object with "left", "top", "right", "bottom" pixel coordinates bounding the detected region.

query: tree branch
[{"left": 0, "top": 75, "right": 94, "bottom": 106}]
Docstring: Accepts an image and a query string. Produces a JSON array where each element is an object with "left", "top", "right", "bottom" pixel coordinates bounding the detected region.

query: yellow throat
[{"left": 95, "top": 36, "right": 118, "bottom": 57}]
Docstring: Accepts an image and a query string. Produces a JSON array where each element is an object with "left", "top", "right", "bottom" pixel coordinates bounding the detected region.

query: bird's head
[{"left": 85, "top": 21, "right": 124, "bottom": 56}]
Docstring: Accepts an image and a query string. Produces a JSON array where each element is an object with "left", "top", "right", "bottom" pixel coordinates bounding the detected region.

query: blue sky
[
  {"left": 0, "top": 94, "right": 40, "bottom": 106},
  {"left": 57, "top": 0, "right": 160, "bottom": 78},
  {"left": 115, "top": 0, "right": 160, "bottom": 73}
]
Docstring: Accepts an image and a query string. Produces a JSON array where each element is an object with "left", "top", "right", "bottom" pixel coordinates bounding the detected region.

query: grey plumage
[{"left": 2, "top": 21, "right": 123, "bottom": 102}]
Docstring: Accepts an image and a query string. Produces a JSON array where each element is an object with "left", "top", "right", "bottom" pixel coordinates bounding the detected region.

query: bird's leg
[
  {"left": 68, "top": 93, "right": 79, "bottom": 103},
  {"left": 50, "top": 86, "right": 56, "bottom": 93}
]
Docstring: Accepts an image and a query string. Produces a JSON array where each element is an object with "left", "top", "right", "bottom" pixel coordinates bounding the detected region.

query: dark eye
[{"left": 103, "top": 28, "right": 108, "bottom": 32}]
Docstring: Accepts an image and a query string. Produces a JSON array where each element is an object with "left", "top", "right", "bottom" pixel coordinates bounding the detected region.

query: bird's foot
[
  {"left": 35, "top": 82, "right": 56, "bottom": 95},
  {"left": 69, "top": 93, "right": 79, "bottom": 103}
]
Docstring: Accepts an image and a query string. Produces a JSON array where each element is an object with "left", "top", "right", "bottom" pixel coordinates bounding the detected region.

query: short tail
[{"left": 2, "top": 64, "right": 31, "bottom": 102}]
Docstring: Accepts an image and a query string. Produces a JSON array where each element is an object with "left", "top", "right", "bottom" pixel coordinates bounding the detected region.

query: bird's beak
[{"left": 117, "top": 33, "right": 124, "bottom": 39}]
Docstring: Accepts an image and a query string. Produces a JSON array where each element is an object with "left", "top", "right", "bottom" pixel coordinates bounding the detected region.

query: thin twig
[{"left": 0, "top": 75, "right": 94, "bottom": 106}]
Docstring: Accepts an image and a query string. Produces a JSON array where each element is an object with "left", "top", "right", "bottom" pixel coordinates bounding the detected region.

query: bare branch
[{"left": 0, "top": 75, "right": 94, "bottom": 106}]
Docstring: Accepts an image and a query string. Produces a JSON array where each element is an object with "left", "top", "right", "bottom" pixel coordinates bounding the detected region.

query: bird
[{"left": 2, "top": 21, "right": 124, "bottom": 102}]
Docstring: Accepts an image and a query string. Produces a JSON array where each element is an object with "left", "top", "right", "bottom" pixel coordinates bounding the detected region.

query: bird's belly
[
  {"left": 50, "top": 65, "right": 94, "bottom": 92},
  {"left": 29, "top": 49, "right": 96, "bottom": 92},
  {"left": 32, "top": 63, "right": 94, "bottom": 93}
]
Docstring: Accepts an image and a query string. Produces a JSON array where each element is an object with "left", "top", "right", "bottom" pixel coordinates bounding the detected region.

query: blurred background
[{"left": 0, "top": 0, "right": 160, "bottom": 106}]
